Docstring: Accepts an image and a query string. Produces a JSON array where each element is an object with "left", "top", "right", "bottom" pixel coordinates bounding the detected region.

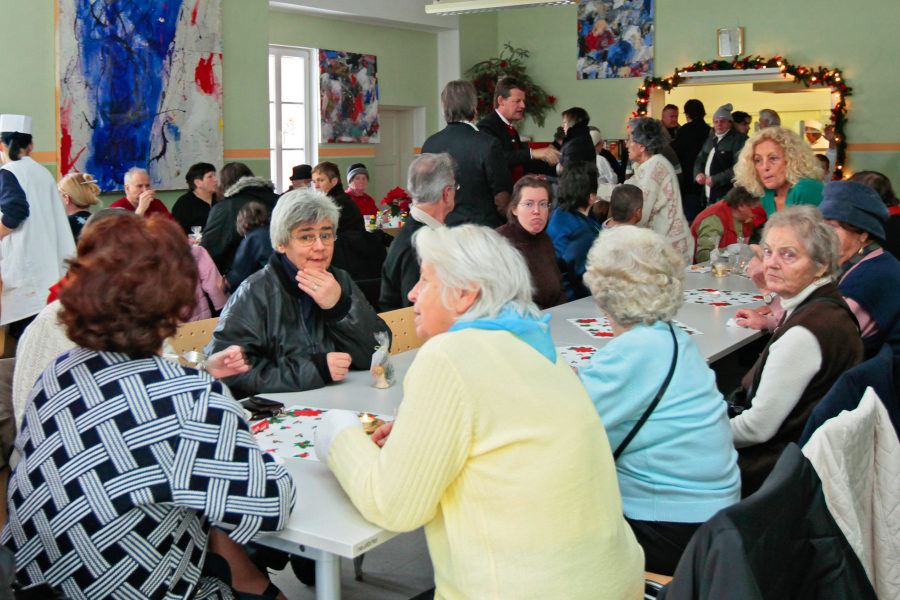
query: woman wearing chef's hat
[{"left": 0, "top": 114, "right": 75, "bottom": 339}]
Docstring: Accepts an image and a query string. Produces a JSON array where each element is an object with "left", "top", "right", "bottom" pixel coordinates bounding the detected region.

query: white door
[{"left": 373, "top": 107, "right": 416, "bottom": 203}]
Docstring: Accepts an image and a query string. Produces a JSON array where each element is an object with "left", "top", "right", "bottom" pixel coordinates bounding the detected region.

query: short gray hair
[
  {"left": 413, "top": 225, "right": 539, "bottom": 321},
  {"left": 583, "top": 226, "right": 685, "bottom": 327},
  {"left": 408, "top": 153, "right": 456, "bottom": 206},
  {"left": 124, "top": 167, "right": 148, "bottom": 186},
  {"left": 628, "top": 117, "right": 666, "bottom": 156},
  {"left": 270, "top": 188, "right": 340, "bottom": 249},
  {"left": 763, "top": 205, "right": 839, "bottom": 279},
  {"left": 758, "top": 109, "right": 781, "bottom": 127},
  {"left": 441, "top": 80, "right": 477, "bottom": 123}
]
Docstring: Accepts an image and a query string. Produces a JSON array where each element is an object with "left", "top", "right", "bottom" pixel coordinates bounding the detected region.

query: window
[{"left": 269, "top": 45, "right": 318, "bottom": 193}]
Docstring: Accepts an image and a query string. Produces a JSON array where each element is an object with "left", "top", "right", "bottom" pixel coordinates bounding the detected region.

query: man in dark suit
[
  {"left": 671, "top": 99, "right": 711, "bottom": 222},
  {"left": 422, "top": 80, "right": 512, "bottom": 227},
  {"left": 379, "top": 153, "right": 456, "bottom": 311},
  {"left": 476, "top": 76, "right": 559, "bottom": 183},
  {"left": 692, "top": 103, "right": 748, "bottom": 212}
]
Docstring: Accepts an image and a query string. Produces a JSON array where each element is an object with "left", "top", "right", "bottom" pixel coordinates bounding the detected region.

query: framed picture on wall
[
  {"left": 717, "top": 27, "right": 743, "bottom": 58},
  {"left": 577, "top": 0, "right": 654, "bottom": 79},
  {"left": 319, "top": 49, "right": 379, "bottom": 143},
  {"left": 57, "top": 0, "right": 224, "bottom": 191}
]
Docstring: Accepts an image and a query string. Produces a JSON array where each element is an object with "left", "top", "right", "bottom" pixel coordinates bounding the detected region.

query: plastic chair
[{"left": 378, "top": 306, "right": 425, "bottom": 355}]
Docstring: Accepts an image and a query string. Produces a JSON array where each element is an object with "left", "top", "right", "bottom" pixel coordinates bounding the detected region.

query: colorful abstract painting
[
  {"left": 577, "top": 0, "right": 654, "bottom": 80},
  {"left": 318, "top": 49, "right": 379, "bottom": 143},
  {"left": 58, "top": 0, "right": 224, "bottom": 191}
]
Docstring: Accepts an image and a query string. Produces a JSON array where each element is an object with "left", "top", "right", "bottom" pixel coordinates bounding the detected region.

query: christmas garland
[{"left": 634, "top": 56, "right": 851, "bottom": 179}]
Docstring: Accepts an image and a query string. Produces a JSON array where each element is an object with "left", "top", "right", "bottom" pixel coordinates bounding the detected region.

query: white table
[
  {"left": 251, "top": 352, "right": 415, "bottom": 600},
  {"left": 547, "top": 269, "right": 765, "bottom": 363},
  {"left": 251, "top": 269, "right": 764, "bottom": 598}
]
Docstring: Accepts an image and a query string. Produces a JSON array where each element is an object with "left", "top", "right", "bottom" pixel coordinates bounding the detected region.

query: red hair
[{"left": 58, "top": 214, "right": 198, "bottom": 357}]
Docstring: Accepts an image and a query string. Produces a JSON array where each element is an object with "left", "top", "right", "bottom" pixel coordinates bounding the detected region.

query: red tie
[{"left": 504, "top": 122, "right": 524, "bottom": 182}]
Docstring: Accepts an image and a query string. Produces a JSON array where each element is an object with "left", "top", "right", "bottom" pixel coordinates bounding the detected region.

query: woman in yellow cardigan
[{"left": 315, "top": 225, "right": 644, "bottom": 600}]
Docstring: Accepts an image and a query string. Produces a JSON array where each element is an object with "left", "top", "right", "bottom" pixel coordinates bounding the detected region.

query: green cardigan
[{"left": 761, "top": 178, "right": 824, "bottom": 216}]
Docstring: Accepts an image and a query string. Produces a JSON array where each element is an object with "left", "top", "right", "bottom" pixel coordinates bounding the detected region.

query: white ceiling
[{"left": 269, "top": 0, "right": 460, "bottom": 32}]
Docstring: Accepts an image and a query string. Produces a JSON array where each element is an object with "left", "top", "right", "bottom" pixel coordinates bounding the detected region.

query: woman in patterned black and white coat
[{"left": 1, "top": 214, "right": 295, "bottom": 599}]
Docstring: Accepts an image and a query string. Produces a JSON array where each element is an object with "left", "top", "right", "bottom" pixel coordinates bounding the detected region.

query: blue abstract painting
[
  {"left": 577, "top": 0, "right": 654, "bottom": 80},
  {"left": 58, "top": 0, "right": 223, "bottom": 191}
]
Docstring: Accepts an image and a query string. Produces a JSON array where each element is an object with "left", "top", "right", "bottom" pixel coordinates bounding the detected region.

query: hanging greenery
[
  {"left": 634, "top": 55, "right": 851, "bottom": 180},
  {"left": 467, "top": 43, "right": 557, "bottom": 128}
]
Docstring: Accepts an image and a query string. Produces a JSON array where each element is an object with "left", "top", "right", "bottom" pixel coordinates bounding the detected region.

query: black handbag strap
[{"left": 613, "top": 322, "right": 678, "bottom": 461}]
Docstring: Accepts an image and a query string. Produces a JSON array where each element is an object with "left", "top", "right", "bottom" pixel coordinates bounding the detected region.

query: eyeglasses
[
  {"left": 519, "top": 201, "right": 550, "bottom": 210},
  {"left": 446, "top": 184, "right": 460, "bottom": 191},
  {"left": 290, "top": 232, "right": 336, "bottom": 246}
]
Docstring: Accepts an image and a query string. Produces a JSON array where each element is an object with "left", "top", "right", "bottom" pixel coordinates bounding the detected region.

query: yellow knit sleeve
[{"left": 327, "top": 340, "right": 472, "bottom": 532}]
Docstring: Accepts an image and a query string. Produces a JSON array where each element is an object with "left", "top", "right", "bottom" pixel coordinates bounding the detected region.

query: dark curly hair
[
  {"left": 58, "top": 214, "right": 198, "bottom": 357},
  {"left": 557, "top": 161, "right": 599, "bottom": 213}
]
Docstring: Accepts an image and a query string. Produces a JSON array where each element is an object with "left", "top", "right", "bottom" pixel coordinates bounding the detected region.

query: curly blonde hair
[
  {"left": 583, "top": 226, "right": 685, "bottom": 327},
  {"left": 58, "top": 172, "right": 101, "bottom": 208},
  {"left": 733, "top": 127, "right": 823, "bottom": 196}
]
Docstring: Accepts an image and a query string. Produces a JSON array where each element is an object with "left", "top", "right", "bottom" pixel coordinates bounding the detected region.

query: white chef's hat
[{"left": 0, "top": 114, "right": 33, "bottom": 135}]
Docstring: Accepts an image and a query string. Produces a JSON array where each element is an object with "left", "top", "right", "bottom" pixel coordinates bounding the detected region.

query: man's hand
[
  {"left": 135, "top": 189, "right": 156, "bottom": 216},
  {"left": 532, "top": 145, "right": 561, "bottom": 166},
  {"left": 695, "top": 173, "right": 708, "bottom": 186}
]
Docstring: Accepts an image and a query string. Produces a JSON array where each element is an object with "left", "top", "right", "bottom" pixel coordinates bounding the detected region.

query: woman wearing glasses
[
  {"left": 207, "top": 188, "right": 387, "bottom": 397},
  {"left": 497, "top": 175, "right": 565, "bottom": 308}
]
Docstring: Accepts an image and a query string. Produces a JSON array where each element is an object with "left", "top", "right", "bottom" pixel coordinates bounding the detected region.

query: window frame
[{"left": 269, "top": 44, "right": 319, "bottom": 193}]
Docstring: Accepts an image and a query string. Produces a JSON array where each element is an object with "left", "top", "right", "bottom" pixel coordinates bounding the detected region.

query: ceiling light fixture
[{"left": 425, "top": 0, "right": 575, "bottom": 16}]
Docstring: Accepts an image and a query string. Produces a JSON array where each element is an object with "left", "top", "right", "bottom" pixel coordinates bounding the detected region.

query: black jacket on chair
[{"left": 658, "top": 444, "right": 876, "bottom": 600}]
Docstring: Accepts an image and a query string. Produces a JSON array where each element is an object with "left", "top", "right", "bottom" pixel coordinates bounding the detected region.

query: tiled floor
[{"left": 270, "top": 528, "right": 434, "bottom": 600}]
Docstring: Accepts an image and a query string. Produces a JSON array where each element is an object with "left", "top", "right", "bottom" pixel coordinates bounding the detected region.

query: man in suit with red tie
[{"left": 477, "top": 77, "right": 559, "bottom": 183}]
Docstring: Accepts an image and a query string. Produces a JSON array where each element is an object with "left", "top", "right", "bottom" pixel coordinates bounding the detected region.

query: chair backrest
[
  {"left": 169, "top": 317, "right": 219, "bottom": 357},
  {"left": 378, "top": 306, "right": 425, "bottom": 355}
]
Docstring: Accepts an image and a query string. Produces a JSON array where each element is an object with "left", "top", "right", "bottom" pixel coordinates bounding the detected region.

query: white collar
[
  {"left": 410, "top": 205, "right": 443, "bottom": 229},
  {"left": 456, "top": 121, "right": 478, "bottom": 131},
  {"left": 781, "top": 276, "right": 832, "bottom": 315}
]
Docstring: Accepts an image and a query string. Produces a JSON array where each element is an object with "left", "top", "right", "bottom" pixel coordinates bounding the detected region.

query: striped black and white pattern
[{"left": 1, "top": 349, "right": 295, "bottom": 599}]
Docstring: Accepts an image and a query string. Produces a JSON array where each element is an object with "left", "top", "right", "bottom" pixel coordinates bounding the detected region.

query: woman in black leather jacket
[{"left": 206, "top": 188, "right": 388, "bottom": 398}]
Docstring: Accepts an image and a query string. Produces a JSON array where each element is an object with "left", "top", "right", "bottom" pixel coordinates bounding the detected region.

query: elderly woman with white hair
[
  {"left": 315, "top": 225, "right": 644, "bottom": 600},
  {"left": 579, "top": 226, "right": 740, "bottom": 575},
  {"left": 206, "top": 188, "right": 386, "bottom": 398},
  {"left": 613, "top": 117, "right": 694, "bottom": 263},
  {"left": 733, "top": 206, "right": 862, "bottom": 496}
]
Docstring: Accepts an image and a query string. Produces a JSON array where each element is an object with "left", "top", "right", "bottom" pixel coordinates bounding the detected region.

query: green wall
[
  {"left": 462, "top": 0, "right": 900, "bottom": 182},
  {"left": 270, "top": 10, "right": 439, "bottom": 193},
  {"left": 0, "top": 0, "right": 270, "bottom": 208}
]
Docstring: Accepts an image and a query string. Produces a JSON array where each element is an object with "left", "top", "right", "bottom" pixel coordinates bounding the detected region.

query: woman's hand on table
[
  {"left": 745, "top": 244, "right": 769, "bottom": 292},
  {"left": 326, "top": 352, "right": 352, "bottom": 381},
  {"left": 206, "top": 345, "right": 250, "bottom": 378},
  {"left": 734, "top": 308, "right": 768, "bottom": 330},
  {"left": 296, "top": 268, "right": 342, "bottom": 309},
  {"left": 370, "top": 421, "right": 394, "bottom": 448}
]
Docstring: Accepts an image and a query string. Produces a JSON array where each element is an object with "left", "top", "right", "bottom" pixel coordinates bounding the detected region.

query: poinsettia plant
[
  {"left": 381, "top": 186, "right": 412, "bottom": 217},
  {"left": 467, "top": 43, "right": 556, "bottom": 128}
]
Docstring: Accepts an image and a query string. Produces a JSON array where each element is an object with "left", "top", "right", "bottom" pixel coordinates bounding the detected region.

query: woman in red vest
[{"left": 690, "top": 185, "right": 760, "bottom": 263}]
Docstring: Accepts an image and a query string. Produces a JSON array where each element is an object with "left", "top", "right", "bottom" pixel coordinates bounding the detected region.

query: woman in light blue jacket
[{"left": 578, "top": 225, "right": 741, "bottom": 575}]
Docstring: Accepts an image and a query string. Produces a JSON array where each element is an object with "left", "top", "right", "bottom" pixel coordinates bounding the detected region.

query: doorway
[{"left": 373, "top": 107, "right": 418, "bottom": 202}]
